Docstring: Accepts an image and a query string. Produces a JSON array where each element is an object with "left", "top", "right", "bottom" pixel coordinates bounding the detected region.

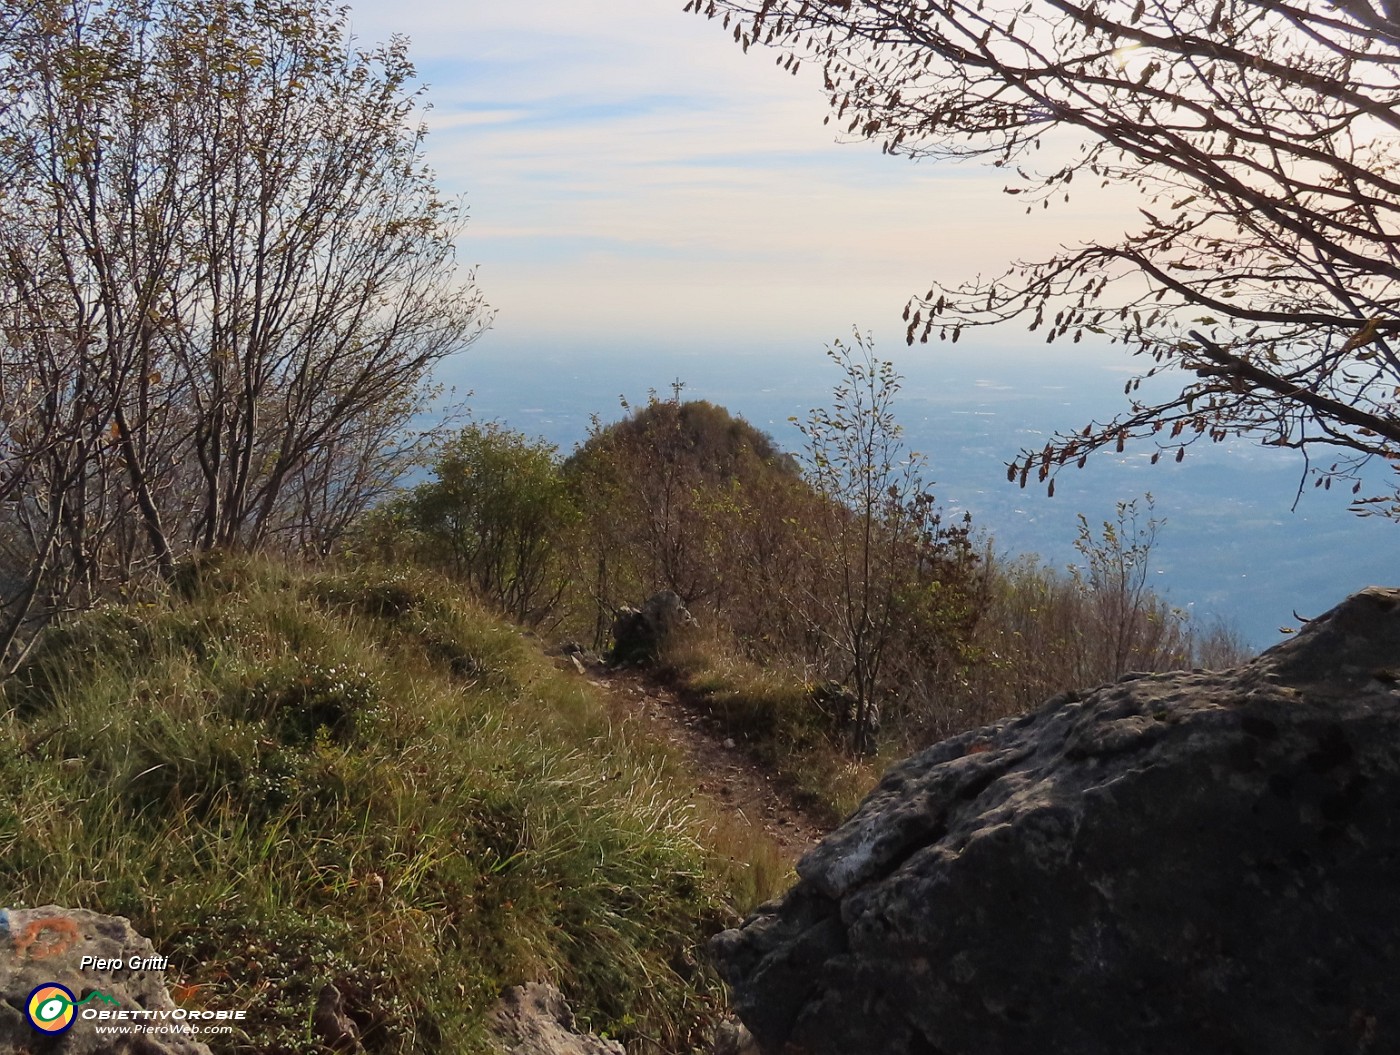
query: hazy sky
[{"left": 342, "top": 0, "right": 1143, "bottom": 355}]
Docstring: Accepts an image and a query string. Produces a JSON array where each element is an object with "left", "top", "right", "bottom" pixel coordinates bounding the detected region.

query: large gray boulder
[
  {"left": 711, "top": 587, "right": 1400, "bottom": 1055},
  {"left": 0, "top": 906, "right": 212, "bottom": 1054},
  {"left": 608, "top": 591, "right": 696, "bottom": 664}
]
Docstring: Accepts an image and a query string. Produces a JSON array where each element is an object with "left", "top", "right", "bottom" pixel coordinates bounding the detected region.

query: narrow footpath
[{"left": 580, "top": 663, "right": 826, "bottom": 865}]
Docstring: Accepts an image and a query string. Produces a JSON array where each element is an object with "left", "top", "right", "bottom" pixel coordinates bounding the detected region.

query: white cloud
[{"left": 346, "top": 0, "right": 1151, "bottom": 348}]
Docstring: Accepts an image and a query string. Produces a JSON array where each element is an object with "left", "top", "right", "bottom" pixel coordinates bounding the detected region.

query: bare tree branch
[{"left": 691, "top": 0, "right": 1400, "bottom": 512}]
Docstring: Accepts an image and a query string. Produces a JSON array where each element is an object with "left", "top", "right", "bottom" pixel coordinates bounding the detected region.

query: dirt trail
[{"left": 581, "top": 664, "right": 826, "bottom": 865}]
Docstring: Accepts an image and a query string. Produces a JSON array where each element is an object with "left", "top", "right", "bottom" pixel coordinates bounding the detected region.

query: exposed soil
[{"left": 575, "top": 659, "right": 827, "bottom": 865}]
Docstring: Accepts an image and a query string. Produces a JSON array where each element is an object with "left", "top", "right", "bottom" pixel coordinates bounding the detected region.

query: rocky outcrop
[
  {"left": 557, "top": 641, "right": 602, "bottom": 675},
  {"left": 0, "top": 906, "right": 211, "bottom": 1054},
  {"left": 312, "top": 982, "right": 366, "bottom": 1053},
  {"left": 808, "top": 680, "right": 880, "bottom": 754},
  {"left": 711, "top": 587, "right": 1400, "bottom": 1055},
  {"left": 709, "top": 1018, "right": 761, "bottom": 1055},
  {"left": 609, "top": 591, "right": 696, "bottom": 664},
  {"left": 491, "top": 982, "right": 624, "bottom": 1055}
]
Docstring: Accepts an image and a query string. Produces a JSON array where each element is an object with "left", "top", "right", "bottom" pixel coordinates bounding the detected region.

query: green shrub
[{"left": 388, "top": 423, "right": 576, "bottom": 626}]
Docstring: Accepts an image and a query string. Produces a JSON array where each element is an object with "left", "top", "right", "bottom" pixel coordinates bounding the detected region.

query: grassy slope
[{"left": 0, "top": 555, "right": 783, "bottom": 1054}]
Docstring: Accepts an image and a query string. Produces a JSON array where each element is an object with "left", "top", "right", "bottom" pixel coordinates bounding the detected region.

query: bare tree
[
  {"left": 0, "top": 0, "right": 487, "bottom": 663},
  {"left": 797, "top": 331, "right": 959, "bottom": 752},
  {"left": 1069, "top": 494, "right": 1191, "bottom": 682},
  {"left": 688, "top": 0, "right": 1400, "bottom": 512}
]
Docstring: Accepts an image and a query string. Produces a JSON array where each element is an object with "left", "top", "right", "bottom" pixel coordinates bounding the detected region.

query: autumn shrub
[{"left": 944, "top": 503, "right": 1253, "bottom": 734}]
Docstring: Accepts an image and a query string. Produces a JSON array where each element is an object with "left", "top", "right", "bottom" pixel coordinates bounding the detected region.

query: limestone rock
[
  {"left": 709, "top": 1017, "right": 761, "bottom": 1055},
  {"left": 0, "top": 905, "right": 210, "bottom": 1054},
  {"left": 312, "top": 983, "right": 365, "bottom": 1053},
  {"left": 711, "top": 587, "right": 1400, "bottom": 1055},
  {"left": 608, "top": 591, "right": 696, "bottom": 664},
  {"left": 808, "top": 680, "right": 880, "bottom": 754},
  {"left": 490, "top": 982, "right": 623, "bottom": 1055}
]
